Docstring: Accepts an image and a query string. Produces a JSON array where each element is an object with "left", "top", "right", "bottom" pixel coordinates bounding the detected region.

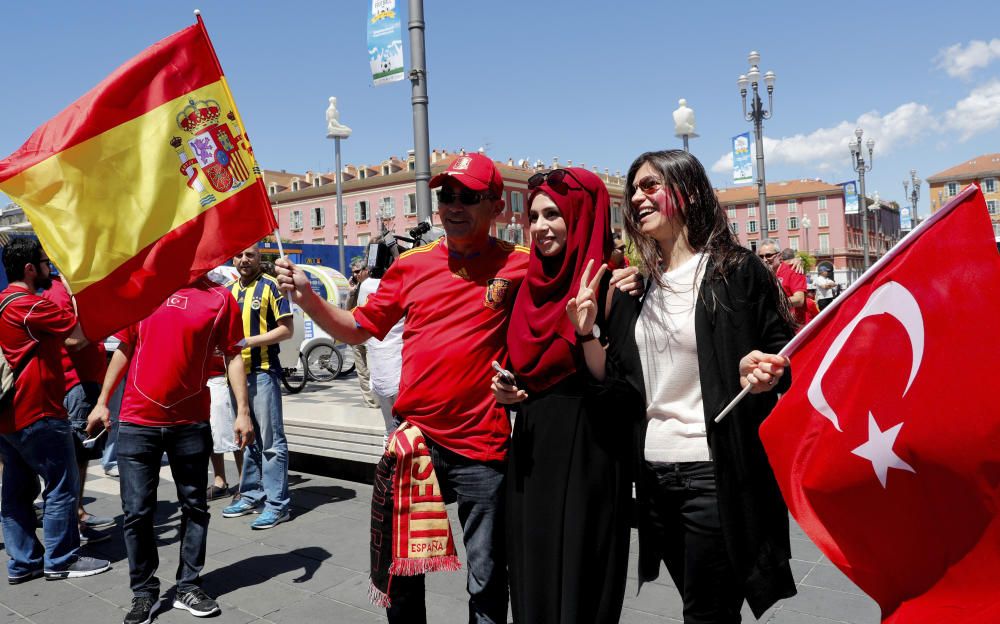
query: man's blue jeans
[
  {"left": 235, "top": 371, "right": 289, "bottom": 513},
  {"left": 386, "top": 436, "right": 508, "bottom": 624},
  {"left": 101, "top": 377, "right": 125, "bottom": 472},
  {"left": 117, "top": 421, "right": 212, "bottom": 598},
  {"left": 0, "top": 417, "right": 81, "bottom": 576}
]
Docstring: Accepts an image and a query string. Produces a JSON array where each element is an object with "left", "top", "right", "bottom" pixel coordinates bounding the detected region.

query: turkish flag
[{"left": 760, "top": 185, "right": 1000, "bottom": 623}]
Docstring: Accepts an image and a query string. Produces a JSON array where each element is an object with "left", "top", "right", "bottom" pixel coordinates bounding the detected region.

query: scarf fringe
[
  {"left": 389, "top": 554, "right": 462, "bottom": 577},
  {"left": 368, "top": 581, "right": 391, "bottom": 608}
]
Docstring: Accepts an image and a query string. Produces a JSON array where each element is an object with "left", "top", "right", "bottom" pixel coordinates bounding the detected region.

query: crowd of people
[{"left": 1, "top": 148, "right": 824, "bottom": 624}]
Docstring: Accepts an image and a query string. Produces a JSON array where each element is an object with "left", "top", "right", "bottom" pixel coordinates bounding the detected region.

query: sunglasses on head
[
  {"left": 528, "top": 169, "right": 596, "bottom": 202},
  {"left": 436, "top": 187, "right": 494, "bottom": 206},
  {"left": 758, "top": 251, "right": 779, "bottom": 261}
]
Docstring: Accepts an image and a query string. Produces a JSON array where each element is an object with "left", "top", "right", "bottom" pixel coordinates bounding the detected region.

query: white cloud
[
  {"left": 935, "top": 39, "right": 1000, "bottom": 79},
  {"left": 710, "top": 102, "right": 937, "bottom": 175},
  {"left": 943, "top": 79, "right": 1000, "bottom": 140}
]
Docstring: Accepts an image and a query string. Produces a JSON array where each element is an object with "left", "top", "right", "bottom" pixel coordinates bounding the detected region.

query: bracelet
[{"left": 576, "top": 331, "right": 597, "bottom": 344}]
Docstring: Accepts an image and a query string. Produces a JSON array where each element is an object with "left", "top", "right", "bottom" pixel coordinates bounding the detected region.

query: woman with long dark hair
[
  {"left": 574, "top": 150, "right": 797, "bottom": 622},
  {"left": 493, "top": 167, "right": 637, "bottom": 623}
]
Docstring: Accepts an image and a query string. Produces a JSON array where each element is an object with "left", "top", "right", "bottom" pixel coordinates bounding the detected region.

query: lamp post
[
  {"left": 903, "top": 168, "right": 920, "bottom": 230},
  {"left": 801, "top": 215, "right": 811, "bottom": 255},
  {"left": 326, "top": 97, "right": 352, "bottom": 273},
  {"left": 673, "top": 98, "right": 698, "bottom": 152},
  {"left": 738, "top": 51, "right": 775, "bottom": 239},
  {"left": 848, "top": 127, "right": 875, "bottom": 270}
]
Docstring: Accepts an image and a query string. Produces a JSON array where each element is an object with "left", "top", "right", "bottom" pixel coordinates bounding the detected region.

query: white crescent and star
[{"left": 806, "top": 281, "right": 922, "bottom": 489}]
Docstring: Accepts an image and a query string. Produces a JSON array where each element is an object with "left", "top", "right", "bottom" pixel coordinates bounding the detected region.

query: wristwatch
[{"left": 576, "top": 325, "right": 600, "bottom": 344}]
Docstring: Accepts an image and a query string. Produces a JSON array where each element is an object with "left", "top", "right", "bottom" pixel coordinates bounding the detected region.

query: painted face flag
[
  {"left": 0, "top": 15, "right": 277, "bottom": 341},
  {"left": 760, "top": 185, "right": 1000, "bottom": 623}
]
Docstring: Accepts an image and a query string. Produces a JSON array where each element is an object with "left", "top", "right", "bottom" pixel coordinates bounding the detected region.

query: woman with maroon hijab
[{"left": 493, "top": 167, "right": 640, "bottom": 623}]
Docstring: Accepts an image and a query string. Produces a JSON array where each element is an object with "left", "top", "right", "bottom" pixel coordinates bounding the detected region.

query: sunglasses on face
[
  {"left": 758, "top": 251, "right": 779, "bottom": 261},
  {"left": 635, "top": 176, "right": 664, "bottom": 195},
  {"left": 436, "top": 187, "right": 494, "bottom": 206},
  {"left": 528, "top": 169, "right": 596, "bottom": 202}
]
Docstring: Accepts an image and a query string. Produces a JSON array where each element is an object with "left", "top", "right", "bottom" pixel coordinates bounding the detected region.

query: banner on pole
[
  {"left": 732, "top": 132, "right": 753, "bottom": 185},
  {"left": 368, "top": 0, "right": 404, "bottom": 86},
  {"left": 900, "top": 205, "right": 912, "bottom": 231},
  {"left": 842, "top": 181, "right": 859, "bottom": 215}
]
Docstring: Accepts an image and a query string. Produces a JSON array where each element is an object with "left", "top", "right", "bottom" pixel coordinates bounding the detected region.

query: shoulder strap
[
  {"left": 0, "top": 291, "right": 29, "bottom": 316},
  {"left": 0, "top": 291, "right": 37, "bottom": 376}
]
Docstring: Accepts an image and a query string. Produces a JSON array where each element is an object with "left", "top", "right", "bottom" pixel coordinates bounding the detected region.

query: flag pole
[{"left": 715, "top": 183, "right": 981, "bottom": 423}]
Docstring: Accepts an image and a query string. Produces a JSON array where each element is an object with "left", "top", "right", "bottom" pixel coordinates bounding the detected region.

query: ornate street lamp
[
  {"left": 801, "top": 215, "right": 811, "bottom": 255},
  {"left": 738, "top": 51, "right": 775, "bottom": 239},
  {"left": 326, "top": 96, "right": 352, "bottom": 273},
  {"left": 673, "top": 98, "right": 698, "bottom": 152},
  {"left": 848, "top": 127, "right": 875, "bottom": 269}
]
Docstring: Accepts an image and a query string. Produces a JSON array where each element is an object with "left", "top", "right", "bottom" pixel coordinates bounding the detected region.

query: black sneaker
[
  {"left": 44, "top": 555, "right": 112, "bottom": 580},
  {"left": 8, "top": 568, "right": 43, "bottom": 585},
  {"left": 173, "top": 587, "right": 220, "bottom": 617},
  {"left": 124, "top": 595, "right": 157, "bottom": 624}
]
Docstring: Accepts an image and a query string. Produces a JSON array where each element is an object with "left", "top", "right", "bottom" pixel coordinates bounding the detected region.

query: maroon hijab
[{"left": 507, "top": 167, "right": 612, "bottom": 392}]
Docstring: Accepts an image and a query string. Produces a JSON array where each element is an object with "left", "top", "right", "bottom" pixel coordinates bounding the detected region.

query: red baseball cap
[{"left": 429, "top": 153, "right": 503, "bottom": 197}]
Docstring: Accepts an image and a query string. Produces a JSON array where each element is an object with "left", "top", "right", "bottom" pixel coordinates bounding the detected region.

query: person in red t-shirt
[
  {"left": 86, "top": 276, "right": 251, "bottom": 622},
  {"left": 277, "top": 154, "right": 521, "bottom": 623},
  {"left": 40, "top": 278, "right": 114, "bottom": 544},
  {"left": 0, "top": 238, "right": 111, "bottom": 584},
  {"left": 759, "top": 242, "right": 807, "bottom": 329}
]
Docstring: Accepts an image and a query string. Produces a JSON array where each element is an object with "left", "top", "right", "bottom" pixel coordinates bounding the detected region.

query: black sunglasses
[
  {"left": 436, "top": 187, "right": 494, "bottom": 206},
  {"left": 758, "top": 251, "right": 779, "bottom": 261},
  {"left": 527, "top": 169, "right": 596, "bottom": 203}
]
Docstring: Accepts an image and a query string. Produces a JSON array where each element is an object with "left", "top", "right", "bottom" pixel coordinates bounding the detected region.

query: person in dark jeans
[
  {"left": 0, "top": 238, "right": 111, "bottom": 584},
  {"left": 88, "top": 276, "right": 252, "bottom": 624}
]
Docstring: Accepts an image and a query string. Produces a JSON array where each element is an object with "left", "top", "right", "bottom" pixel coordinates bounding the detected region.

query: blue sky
[{"left": 2, "top": 0, "right": 999, "bottom": 221}]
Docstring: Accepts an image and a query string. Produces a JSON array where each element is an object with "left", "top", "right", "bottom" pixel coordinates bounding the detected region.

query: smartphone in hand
[{"left": 491, "top": 361, "right": 516, "bottom": 386}]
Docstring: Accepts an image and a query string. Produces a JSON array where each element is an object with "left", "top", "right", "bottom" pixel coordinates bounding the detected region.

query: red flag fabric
[{"left": 760, "top": 185, "right": 1000, "bottom": 623}]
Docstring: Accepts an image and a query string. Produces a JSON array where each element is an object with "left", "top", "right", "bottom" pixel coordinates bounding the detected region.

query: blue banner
[
  {"left": 842, "top": 180, "right": 859, "bottom": 215},
  {"left": 900, "top": 205, "right": 912, "bottom": 231},
  {"left": 368, "top": 0, "right": 404, "bottom": 86},
  {"left": 732, "top": 132, "right": 753, "bottom": 185}
]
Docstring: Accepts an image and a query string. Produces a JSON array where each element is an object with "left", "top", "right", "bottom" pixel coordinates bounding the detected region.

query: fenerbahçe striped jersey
[
  {"left": 228, "top": 273, "right": 292, "bottom": 374},
  {"left": 353, "top": 238, "right": 529, "bottom": 462}
]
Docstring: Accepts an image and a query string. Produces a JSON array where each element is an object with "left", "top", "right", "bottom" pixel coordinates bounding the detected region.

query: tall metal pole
[
  {"left": 753, "top": 102, "right": 768, "bottom": 239},
  {"left": 738, "top": 52, "right": 774, "bottom": 243},
  {"left": 682, "top": 135, "right": 689, "bottom": 152},
  {"left": 408, "top": 0, "right": 432, "bottom": 221},
  {"left": 335, "top": 137, "right": 346, "bottom": 273},
  {"left": 849, "top": 127, "right": 874, "bottom": 271}
]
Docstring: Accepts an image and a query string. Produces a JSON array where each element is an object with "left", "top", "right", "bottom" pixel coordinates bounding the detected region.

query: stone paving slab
[{"left": 1, "top": 378, "right": 881, "bottom": 622}]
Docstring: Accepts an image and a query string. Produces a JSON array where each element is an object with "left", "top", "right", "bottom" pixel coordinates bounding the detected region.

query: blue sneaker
[
  {"left": 221, "top": 498, "right": 261, "bottom": 518},
  {"left": 250, "top": 509, "right": 290, "bottom": 530}
]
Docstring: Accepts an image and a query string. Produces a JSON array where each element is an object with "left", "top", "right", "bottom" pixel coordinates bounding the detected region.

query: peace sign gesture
[{"left": 566, "top": 259, "right": 607, "bottom": 337}]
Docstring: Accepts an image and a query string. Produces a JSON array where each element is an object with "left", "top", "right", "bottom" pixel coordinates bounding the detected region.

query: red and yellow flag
[{"left": 0, "top": 16, "right": 277, "bottom": 340}]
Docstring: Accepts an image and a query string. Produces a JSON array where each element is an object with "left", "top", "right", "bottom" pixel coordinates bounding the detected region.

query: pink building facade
[
  {"left": 717, "top": 179, "right": 902, "bottom": 284},
  {"left": 266, "top": 152, "right": 627, "bottom": 248}
]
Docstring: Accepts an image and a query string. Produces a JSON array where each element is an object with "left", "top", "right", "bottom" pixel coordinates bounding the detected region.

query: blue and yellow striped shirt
[{"left": 227, "top": 273, "right": 292, "bottom": 373}]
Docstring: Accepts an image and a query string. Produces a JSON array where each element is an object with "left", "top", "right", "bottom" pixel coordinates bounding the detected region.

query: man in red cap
[{"left": 277, "top": 153, "right": 521, "bottom": 623}]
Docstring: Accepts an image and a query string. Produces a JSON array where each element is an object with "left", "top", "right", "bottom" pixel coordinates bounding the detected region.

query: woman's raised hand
[{"left": 566, "top": 259, "right": 607, "bottom": 336}]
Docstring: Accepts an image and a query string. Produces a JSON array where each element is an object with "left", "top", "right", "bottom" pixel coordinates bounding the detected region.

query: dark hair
[
  {"left": 2, "top": 238, "right": 43, "bottom": 282},
  {"left": 622, "top": 150, "right": 745, "bottom": 286},
  {"left": 780, "top": 248, "right": 796, "bottom": 261},
  {"left": 622, "top": 150, "right": 795, "bottom": 327}
]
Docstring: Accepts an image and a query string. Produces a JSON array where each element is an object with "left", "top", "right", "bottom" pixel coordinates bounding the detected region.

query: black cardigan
[{"left": 604, "top": 251, "right": 797, "bottom": 618}]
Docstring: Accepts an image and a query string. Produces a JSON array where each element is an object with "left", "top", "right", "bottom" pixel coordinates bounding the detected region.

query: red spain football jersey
[
  {"left": 40, "top": 279, "right": 106, "bottom": 391},
  {"left": 0, "top": 285, "right": 77, "bottom": 433},
  {"left": 115, "top": 278, "right": 245, "bottom": 427},
  {"left": 354, "top": 238, "right": 529, "bottom": 462}
]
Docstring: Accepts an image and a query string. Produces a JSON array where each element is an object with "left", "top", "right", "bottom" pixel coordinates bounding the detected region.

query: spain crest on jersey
[
  {"left": 484, "top": 278, "right": 511, "bottom": 310},
  {"left": 170, "top": 98, "right": 254, "bottom": 207}
]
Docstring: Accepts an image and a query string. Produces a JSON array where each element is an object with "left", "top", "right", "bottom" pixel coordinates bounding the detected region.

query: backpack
[{"left": 0, "top": 291, "right": 31, "bottom": 412}]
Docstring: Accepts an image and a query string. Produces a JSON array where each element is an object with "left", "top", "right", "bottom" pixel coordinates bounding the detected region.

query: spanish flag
[{"left": 0, "top": 15, "right": 277, "bottom": 340}]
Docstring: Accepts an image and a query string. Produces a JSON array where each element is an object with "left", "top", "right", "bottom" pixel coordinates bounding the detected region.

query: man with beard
[{"left": 0, "top": 238, "right": 111, "bottom": 584}]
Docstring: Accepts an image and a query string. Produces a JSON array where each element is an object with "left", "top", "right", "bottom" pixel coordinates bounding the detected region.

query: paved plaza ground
[{"left": 1, "top": 377, "right": 881, "bottom": 623}]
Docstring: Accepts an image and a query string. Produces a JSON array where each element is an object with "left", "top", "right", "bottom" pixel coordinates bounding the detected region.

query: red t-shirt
[
  {"left": 116, "top": 278, "right": 245, "bottom": 427},
  {"left": 354, "top": 238, "right": 529, "bottom": 462},
  {"left": 0, "top": 285, "right": 77, "bottom": 433},
  {"left": 776, "top": 263, "right": 808, "bottom": 326},
  {"left": 40, "top": 280, "right": 107, "bottom": 390}
]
